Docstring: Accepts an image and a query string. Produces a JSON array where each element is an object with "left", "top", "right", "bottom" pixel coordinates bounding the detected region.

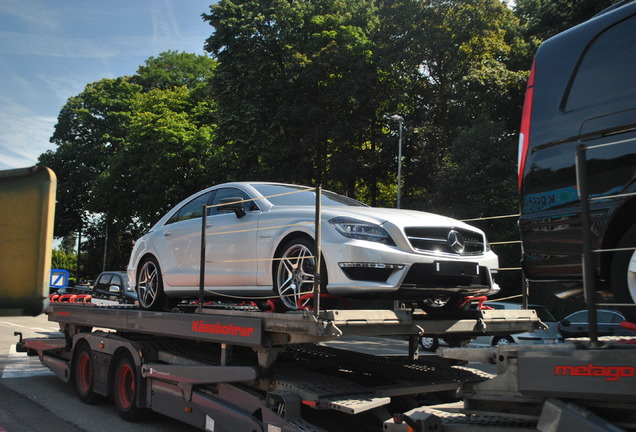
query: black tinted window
[
  {"left": 111, "top": 275, "right": 122, "bottom": 288},
  {"left": 566, "top": 16, "right": 636, "bottom": 111},
  {"left": 96, "top": 274, "right": 112, "bottom": 286}
]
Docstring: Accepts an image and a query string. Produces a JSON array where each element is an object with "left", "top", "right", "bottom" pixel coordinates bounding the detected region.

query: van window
[{"left": 565, "top": 16, "right": 636, "bottom": 111}]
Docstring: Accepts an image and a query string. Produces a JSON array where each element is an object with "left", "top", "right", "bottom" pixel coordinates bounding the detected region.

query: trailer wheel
[
  {"left": 113, "top": 353, "right": 146, "bottom": 421},
  {"left": 73, "top": 343, "right": 102, "bottom": 404},
  {"left": 136, "top": 257, "right": 167, "bottom": 311},
  {"left": 274, "top": 237, "right": 327, "bottom": 311},
  {"left": 611, "top": 224, "right": 636, "bottom": 322}
]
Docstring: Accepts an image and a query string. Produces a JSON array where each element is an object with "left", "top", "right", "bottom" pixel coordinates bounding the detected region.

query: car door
[
  {"left": 155, "top": 191, "right": 216, "bottom": 288},
  {"left": 203, "top": 187, "right": 260, "bottom": 288},
  {"left": 564, "top": 311, "right": 588, "bottom": 337}
]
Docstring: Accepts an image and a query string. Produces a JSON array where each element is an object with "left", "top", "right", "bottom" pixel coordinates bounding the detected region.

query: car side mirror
[
  {"left": 218, "top": 197, "right": 246, "bottom": 218},
  {"left": 109, "top": 285, "right": 121, "bottom": 293},
  {"left": 560, "top": 320, "right": 570, "bottom": 327}
]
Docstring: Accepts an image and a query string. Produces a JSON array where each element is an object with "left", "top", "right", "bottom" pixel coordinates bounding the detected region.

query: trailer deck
[{"left": 17, "top": 302, "right": 636, "bottom": 431}]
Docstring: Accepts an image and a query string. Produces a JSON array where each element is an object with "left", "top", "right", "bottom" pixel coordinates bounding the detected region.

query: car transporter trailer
[{"left": 14, "top": 301, "right": 636, "bottom": 432}]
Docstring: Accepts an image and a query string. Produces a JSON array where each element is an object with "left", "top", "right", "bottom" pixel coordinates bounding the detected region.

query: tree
[
  {"left": 39, "top": 78, "right": 141, "bottom": 238},
  {"left": 203, "top": 0, "right": 383, "bottom": 193},
  {"left": 40, "top": 53, "right": 218, "bottom": 275},
  {"left": 51, "top": 249, "right": 76, "bottom": 273},
  {"left": 131, "top": 50, "right": 217, "bottom": 91},
  {"left": 515, "top": 0, "right": 616, "bottom": 42}
]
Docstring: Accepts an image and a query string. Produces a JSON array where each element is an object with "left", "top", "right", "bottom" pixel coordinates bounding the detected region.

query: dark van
[{"left": 518, "top": 1, "right": 636, "bottom": 320}]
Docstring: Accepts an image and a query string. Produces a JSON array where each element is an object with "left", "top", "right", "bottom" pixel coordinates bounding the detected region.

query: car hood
[{"left": 278, "top": 205, "right": 484, "bottom": 233}]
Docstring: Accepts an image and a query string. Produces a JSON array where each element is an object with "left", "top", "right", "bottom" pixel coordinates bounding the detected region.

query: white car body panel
[{"left": 128, "top": 182, "right": 500, "bottom": 302}]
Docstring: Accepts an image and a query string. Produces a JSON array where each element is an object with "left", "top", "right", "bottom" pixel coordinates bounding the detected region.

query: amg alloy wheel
[
  {"left": 275, "top": 237, "right": 322, "bottom": 311},
  {"left": 136, "top": 257, "right": 166, "bottom": 311}
]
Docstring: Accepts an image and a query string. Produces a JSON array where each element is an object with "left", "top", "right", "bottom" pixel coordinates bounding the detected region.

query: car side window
[
  {"left": 565, "top": 16, "right": 636, "bottom": 111},
  {"left": 209, "top": 188, "right": 259, "bottom": 216},
  {"left": 111, "top": 275, "right": 122, "bottom": 289},
  {"left": 596, "top": 311, "right": 616, "bottom": 324},
  {"left": 166, "top": 191, "right": 215, "bottom": 224},
  {"left": 96, "top": 274, "right": 112, "bottom": 288},
  {"left": 570, "top": 311, "right": 587, "bottom": 323}
]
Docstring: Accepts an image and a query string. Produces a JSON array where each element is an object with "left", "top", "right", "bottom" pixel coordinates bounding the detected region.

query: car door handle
[{"left": 163, "top": 230, "right": 172, "bottom": 236}]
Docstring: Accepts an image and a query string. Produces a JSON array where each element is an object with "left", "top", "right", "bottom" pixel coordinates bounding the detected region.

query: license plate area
[{"left": 434, "top": 261, "right": 479, "bottom": 276}]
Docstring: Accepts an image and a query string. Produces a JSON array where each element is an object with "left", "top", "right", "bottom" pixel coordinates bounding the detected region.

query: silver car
[{"left": 127, "top": 182, "right": 500, "bottom": 311}]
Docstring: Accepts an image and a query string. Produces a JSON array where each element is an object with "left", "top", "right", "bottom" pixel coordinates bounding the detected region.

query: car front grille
[{"left": 404, "top": 227, "right": 485, "bottom": 256}]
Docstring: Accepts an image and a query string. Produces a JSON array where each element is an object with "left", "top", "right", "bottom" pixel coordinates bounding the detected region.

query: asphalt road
[{"left": 0, "top": 314, "right": 199, "bottom": 432}]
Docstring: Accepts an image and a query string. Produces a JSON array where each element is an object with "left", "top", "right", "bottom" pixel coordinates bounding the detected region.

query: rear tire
[
  {"left": 113, "top": 353, "right": 147, "bottom": 422},
  {"left": 611, "top": 224, "right": 636, "bottom": 322},
  {"left": 73, "top": 343, "right": 102, "bottom": 404},
  {"left": 136, "top": 257, "right": 167, "bottom": 311}
]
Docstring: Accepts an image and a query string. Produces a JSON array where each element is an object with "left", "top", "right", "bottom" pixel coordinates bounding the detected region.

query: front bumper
[{"left": 321, "top": 238, "right": 500, "bottom": 298}]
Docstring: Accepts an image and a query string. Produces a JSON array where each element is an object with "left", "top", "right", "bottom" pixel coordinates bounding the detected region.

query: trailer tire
[
  {"left": 136, "top": 256, "right": 167, "bottom": 311},
  {"left": 113, "top": 353, "right": 147, "bottom": 422},
  {"left": 73, "top": 342, "right": 102, "bottom": 404}
]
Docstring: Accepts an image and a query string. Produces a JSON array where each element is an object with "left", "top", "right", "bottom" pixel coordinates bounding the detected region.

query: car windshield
[{"left": 252, "top": 184, "right": 367, "bottom": 207}]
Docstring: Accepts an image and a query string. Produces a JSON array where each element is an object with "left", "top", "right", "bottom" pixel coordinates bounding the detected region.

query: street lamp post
[{"left": 391, "top": 115, "right": 404, "bottom": 208}]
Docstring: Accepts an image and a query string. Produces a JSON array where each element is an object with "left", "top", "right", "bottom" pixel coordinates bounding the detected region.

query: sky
[{"left": 0, "top": 0, "right": 213, "bottom": 171}]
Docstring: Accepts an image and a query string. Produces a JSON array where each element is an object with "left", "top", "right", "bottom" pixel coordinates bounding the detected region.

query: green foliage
[
  {"left": 51, "top": 249, "right": 76, "bottom": 273},
  {"left": 515, "top": 0, "right": 616, "bottom": 42},
  {"left": 131, "top": 50, "right": 217, "bottom": 91},
  {"left": 40, "top": 53, "right": 218, "bottom": 275}
]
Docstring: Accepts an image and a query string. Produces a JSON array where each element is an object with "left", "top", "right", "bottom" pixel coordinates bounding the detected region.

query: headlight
[{"left": 329, "top": 217, "right": 395, "bottom": 245}]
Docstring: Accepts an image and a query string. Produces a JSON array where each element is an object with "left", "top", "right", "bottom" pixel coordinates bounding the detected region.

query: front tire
[
  {"left": 611, "top": 224, "right": 636, "bottom": 322},
  {"left": 274, "top": 237, "right": 326, "bottom": 311},
  {"left": 136, "top": 257, "right": 166, "bottom": 311}
]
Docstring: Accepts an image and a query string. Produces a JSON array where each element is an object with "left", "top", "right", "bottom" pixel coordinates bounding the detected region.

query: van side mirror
[{"left": 218, "top": 197, "right": 246, "bottom": 218}]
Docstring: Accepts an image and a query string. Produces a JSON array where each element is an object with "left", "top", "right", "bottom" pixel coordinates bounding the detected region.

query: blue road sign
[{"left": 50, "top": 269, "right": 69, "bottom": 288}]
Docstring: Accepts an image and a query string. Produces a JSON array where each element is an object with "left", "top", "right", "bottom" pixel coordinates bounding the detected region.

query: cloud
[{"left": 0, "top": 105, "right": 56, "bottom": 170}]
